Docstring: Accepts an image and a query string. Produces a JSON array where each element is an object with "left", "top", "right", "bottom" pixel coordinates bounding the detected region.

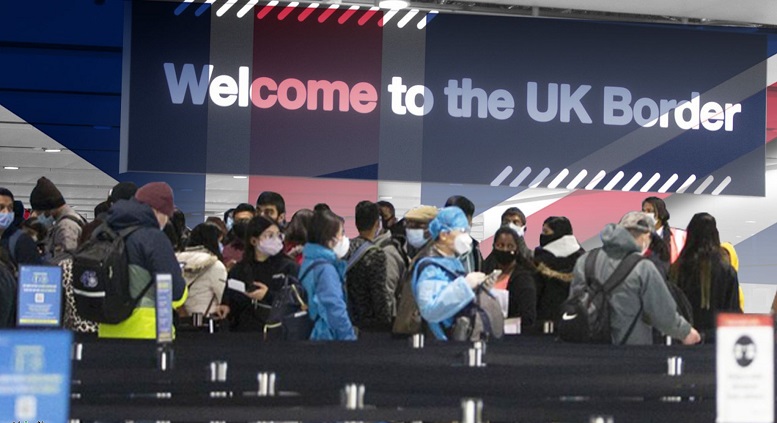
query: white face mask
[
  {"left": 453, "top": 233, "right": 473, "bottom": 256},
  {"left": 406, "top": 229, "right": 428, "bottom": 248},
  {"left": 508, "top": 223, "right": 525, "bottom": 238},
  {"left": 333, "top": 236, "right": 350, "bottom": 259}
]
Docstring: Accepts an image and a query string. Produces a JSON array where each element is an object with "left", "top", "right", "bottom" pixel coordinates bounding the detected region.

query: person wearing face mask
[
  {"left": 29, "top": 177, "right": 86, "bottom": 261},
  {"left": 569, "top": 212, "right": 701, "bottom": 345},
  {"left": 99, "top": 182, "right": 188, "bottom": 339},
  {"left": 642, "top": 196, "right": 686, "bottom": 264},
  {"left": 299, "top": 210, "right": 356, "bottom": 341},
  {"left": 412, "top": 207, "right": 490, "bottom": 341},
  {"left": 489, "top": 226, "right": 538, "bottom": 332},
  {"left": 0, "top": 187, "right": 41, "bottom": 269},
  {"left": 221, "top": 203, "right": 256, "bottom": 271},
  {"left": 175, "top": 223, "right": 228, "bottom": 317},
  {"left": 500, "top": 207, "right": 533, "bottom": 261},
  {"left": 218, "top": 216, "right": 298, "bottom": 332},
  {"left": 401, "top": 205, "right": 438, "bottom": 260},
  {"left": 534, "top": 216, "right": 585, "bottom": 324}
]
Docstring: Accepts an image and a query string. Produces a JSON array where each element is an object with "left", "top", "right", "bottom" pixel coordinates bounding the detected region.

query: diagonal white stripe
[
  {"left": 585, "top": 170, "right": 607, "bottom": 190},
  {"left": 417, "top": 10, "right": 437, "bottom": 29},
  {"left": 195, "top": 0, "right": 216, "bottom": 17},
  {"left": 397, "top": 9, "right": 419, "bottom": 28},
  {"left": 603, "top": 171, "right": 625, "bottom": 191},
  {"left": 566, "top": 169, "right": 588, "bottom": 190},
  {"left": 676, "top": 175, "right": 697, "bottom": 193},
  {"left": 490, "top": 166, "right": 513, "bottom": 186},
  {"left": 547, "top": 168, "right": 570, "bottom": 189},
  {"left": 174, "top": 0, "right": 195, "bottom": 15},
  {"left": 236, "top": 0, "right": 259, "bottom": 17},
  {"left": 621, "top": 172, "right": 643, "bottom": 191},
  {"left": 711, "top": 176, "right": 732, "bottom": 195},
  {"left": 657, "top": 174, "right": 679, "bottom": 193},
  {"left": 509, "top": 167, "right": 532, "bottom": 188},
  {"left": 694, "top": 175, "right": 715, "bottom": 194},
  {"left": 382, "top": 9, "right": 400, "bottom": 24},
  {"left": 640, "top": 173, "right": 661, "bottom": 192},
  {"left": 217, "top": 0, "right": 239, "bottom": 16},
  {"left": 528, "top": 168, "right": 551, "bottom": 188}
]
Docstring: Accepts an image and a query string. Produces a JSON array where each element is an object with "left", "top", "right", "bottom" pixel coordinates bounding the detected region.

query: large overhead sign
[{"left": 122, "top": 1, "right": 767, "bottom": 196}]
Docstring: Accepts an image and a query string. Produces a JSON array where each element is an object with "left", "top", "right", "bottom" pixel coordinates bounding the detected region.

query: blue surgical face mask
[
  {"left": 37, "top": 214, "right": 54, "bottom": 228},
  {"left": 225, "top": 216, "right": 234, "bottom": 232},
  {"left": 406, "top": 228, "right": 428, "bottom": 248},
  {"left": 0, "top": 212, "right": 13, "bottom": 229}
]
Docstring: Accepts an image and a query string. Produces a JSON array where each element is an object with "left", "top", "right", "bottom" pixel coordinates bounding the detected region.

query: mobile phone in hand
[{"left": 481, "top": 270, "right": 502, "bottom": 289}]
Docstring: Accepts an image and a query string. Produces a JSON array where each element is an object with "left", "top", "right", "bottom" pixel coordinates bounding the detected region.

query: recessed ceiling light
[
  {"left": 745, "top": 220, "right": 756, "bottom": 223},
  {"left": 379, "top": 196, "right": 393, "bottom": 200},
  {"left": 44, "top": 148, "right": 62, "bottom": 153},
  {"left": 3, "top": 166, "right": 19, "bottom": 170},
  {"left": 233, "top": 176, "right": 248, "bottom": 179},
  {"left": 378, "top": 0, "right": 408, "bottom": 9}
]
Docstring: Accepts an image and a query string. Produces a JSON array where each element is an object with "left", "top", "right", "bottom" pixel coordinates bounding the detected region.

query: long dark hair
[
  {"left": 493, "top": 226, "right": 537, "bottom": 273},
  {"left": 285, "top": 208, "right": 314, "bottom": 245},
  {"left": 241, "top": 216, "right": 278, "bottom": 263},
  {"left": 670, "top": 212, "right": 721, "bottom": 310},
  {"left": 188, "top": 223, "right": 223, "bottom": 260},
  {"left": 308, "top": 210, "right": 343, "bottom": 247}
]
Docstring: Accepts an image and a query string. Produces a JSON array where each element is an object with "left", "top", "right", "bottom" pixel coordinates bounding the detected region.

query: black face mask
[
  {"left": 232, "top": 221, "right": 249, "bottom": 240},
  {"left": 539, "top": 234, "right": 557, "bottom": 247},
  {"left": 493, "top": 249, "right": 516, "bottom": 265}
]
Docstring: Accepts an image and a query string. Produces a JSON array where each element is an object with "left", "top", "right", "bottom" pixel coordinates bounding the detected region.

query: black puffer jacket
[
  {"left": 534, "top": 235, "right": 584, "bottom": 322},
  {"left": 345, "top": 237, "right": 391, "bottom": 332}
]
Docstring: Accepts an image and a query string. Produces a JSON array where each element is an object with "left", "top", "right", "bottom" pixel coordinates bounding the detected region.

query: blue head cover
[{"left": 428, "top": 207, "right": 470, "bottom": 240}]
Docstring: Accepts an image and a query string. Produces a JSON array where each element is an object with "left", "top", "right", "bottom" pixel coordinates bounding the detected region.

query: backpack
[
  {"left": 263, "top": 261, "right": 326, "bottom": 341},
  {"left": 412, "top": 258, "right": 504, "bottom": 341},
  {"left": 70, "top": 223, "right": 150, "bottom": 324},
  {"left": 557, "top": 249, "right": 644, "bottom": 344}
]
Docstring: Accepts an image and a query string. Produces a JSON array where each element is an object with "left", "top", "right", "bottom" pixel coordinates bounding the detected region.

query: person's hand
[
  {"left": 225, "top": 259, "right": 237, "bottom": 271},
  {"left": 211, "top": 305, "right": 230, "bottom": 319},
  {"left": 465, "top": 272, "right": 487, "bottom": 290},
  {"left": 246, "top": 282, "right": 269, "bottom": 301},
  {"left": 682, "top": 327, "right": 702, "bottom": 345}
]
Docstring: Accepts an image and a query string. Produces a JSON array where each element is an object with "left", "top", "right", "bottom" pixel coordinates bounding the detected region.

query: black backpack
[
  {"left": 263, "top": 261, "right": 326, "bottom": 341},
  {"left": 557, "top": 249, "right": 644, "bottom": 344},
  {"left": 70, "top": 223, "right": 150, "bottom": 324}
]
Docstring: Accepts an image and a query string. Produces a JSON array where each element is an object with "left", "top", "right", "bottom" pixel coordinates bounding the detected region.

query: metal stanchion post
[
  {"left": 72, "top": 342, "right": 83, "bottom": 361},
  {"left": 410, "top": 333, "right": 425, "bottom": 349},
  {"left": 257, "top": 372, "right": 276, "bottom": 397},
  {"left": 667, "top": 356, "right": 683, "bottom": 376},
  {"left": 461, "top": 398, "right": 483, "bottom": 423},
  {"left": 342, "top": 383, "right": 365, "bottom": 410},
  {"left": 156, "top": 344, "right": 174, "bottom": 372}
]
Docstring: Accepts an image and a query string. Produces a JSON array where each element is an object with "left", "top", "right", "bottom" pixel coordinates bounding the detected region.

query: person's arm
[
  {"left": 508, "top": 270, "right": 537, "bottom": 328},
  {"left": 638, "top": 261, "right": 692, "bottom": 341},
  {"left": 414, "top": 263, "right": 475, "bottom": 323},
  {"left": 145, "top": 230, "right": 186, "bottom": 301},
  {"left": 53, "top": 218, "right": 81, "bottom": 255},
  {"left": 315, "top": 265, "right": 356, "bottom": 340}
]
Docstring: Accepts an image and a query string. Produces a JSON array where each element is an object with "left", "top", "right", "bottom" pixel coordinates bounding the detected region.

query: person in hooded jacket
[
  {"left": 99, "top": 182, "right": 187, "bottom": 339},
  {"left": 569, "top": 212, "right": 701, "bottom": 345},
  {"left": 220, "top": 216, "right": 298, "bottom": 332},
  {"left": 176, "top": 223, "right": 228, "bottom": 316},
  {"left": 222, "top": 203, "right": 255, "bottom": 270},
  {"left": 299, "top": 210, "right": 356, "bottom": 341},
  {"left": 642, "top": 197, "right": 686, "bottom": 263},
  {"left": 534, "top": 216, "right": 585, "bottom": 324}
]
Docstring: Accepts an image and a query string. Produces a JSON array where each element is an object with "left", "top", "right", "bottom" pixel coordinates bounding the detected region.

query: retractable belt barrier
[{"left": 69, "top": 333, "right": 719, "bottom": 422}]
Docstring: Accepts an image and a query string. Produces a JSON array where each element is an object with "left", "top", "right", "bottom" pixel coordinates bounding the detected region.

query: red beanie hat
[{"left": 135, "top": 182, "right": 175, "bottom": 217}]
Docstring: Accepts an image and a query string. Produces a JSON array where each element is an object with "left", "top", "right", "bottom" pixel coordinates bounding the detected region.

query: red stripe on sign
[
  {"left": 717, "top": 313, "right": 774, "bottom": 327},
  {"left": 357, "top": 9, "right": 378, "bottom": 26},
  {"left": 297, "top": 6, "right": 316, "bottom": 21},
  {"left": 338, "top": 8, "right": 357, "bottom": 24},
  {"left": 318, "top": 7, "right": 337, "bottom": 23},
  {"left": 277, "top": 5, "right": 296, "bottom": 20},
  {"left": 256, "top": 4, "right": 276, "bottom": 19}
]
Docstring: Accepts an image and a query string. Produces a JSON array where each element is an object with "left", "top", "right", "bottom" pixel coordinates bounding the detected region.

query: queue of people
[{"left": 0, "top": 178, "right": 750, "bottom": 345}]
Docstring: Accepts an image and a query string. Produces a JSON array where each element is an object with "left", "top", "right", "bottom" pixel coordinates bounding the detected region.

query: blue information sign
[
  {"left": 156, "top": 273, "right": 174, "bottom": 344},
  {"left": 0, "top": 330, "right": 72, "bottom": 423},
  {"left": 17, "top": 266, "right": 62, "bottom": 327}
]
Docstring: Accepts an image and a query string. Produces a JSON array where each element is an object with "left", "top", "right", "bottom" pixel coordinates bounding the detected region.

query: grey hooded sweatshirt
[{"left": 569, "top": 224, "right": 692, "bottom": 345}]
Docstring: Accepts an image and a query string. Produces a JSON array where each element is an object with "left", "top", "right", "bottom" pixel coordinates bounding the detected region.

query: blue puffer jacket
[
  {"left": 99, "top": 199, "right": 187, "bottom": 339},
  {"left": 299, "top": 243, "right": 356, "bottom": 341}
]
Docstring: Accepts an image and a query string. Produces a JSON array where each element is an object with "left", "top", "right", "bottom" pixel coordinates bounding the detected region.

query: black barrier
[{"left": 69, "top": 333, "right": 723, "bottom": 422}]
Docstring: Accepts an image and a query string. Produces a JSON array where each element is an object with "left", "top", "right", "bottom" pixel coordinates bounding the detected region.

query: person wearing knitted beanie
[{"left": 29, "top": 177, "right": 84, "bottom": 258}]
